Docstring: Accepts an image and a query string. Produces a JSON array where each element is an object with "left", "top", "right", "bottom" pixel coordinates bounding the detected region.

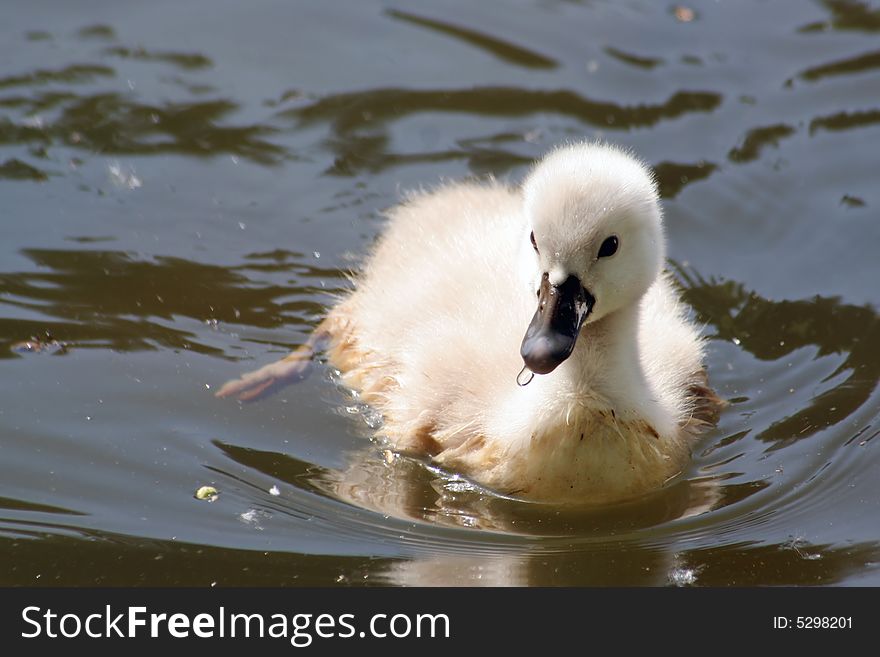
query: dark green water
[{"left": 2, "top": 0, "right": 879, "bottom": 585}]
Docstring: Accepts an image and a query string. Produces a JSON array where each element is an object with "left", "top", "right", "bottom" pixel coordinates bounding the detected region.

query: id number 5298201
[{"left": 773, "top": 617, "right": 852, "bottom": 629}]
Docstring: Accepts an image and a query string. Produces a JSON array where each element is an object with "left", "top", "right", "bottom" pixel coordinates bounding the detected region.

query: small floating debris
[
  {"left": 11, "top": 332, "right": 67, "bottom": 355},
  {"left": 673, "top": 5, "right": 696, "bottom": 22},
  {"left": 239, "top": 508, "right": 270, "bottom": 530},
  {"left": 194, "top": 485, "right": 219, "bottom": 501},
  {"left": 840, "top": 194, "right": 866, "bottom": 208}
]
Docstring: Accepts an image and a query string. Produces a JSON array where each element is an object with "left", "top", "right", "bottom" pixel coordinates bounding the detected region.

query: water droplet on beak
[{"left": 517, "top": 365, "right": 535, "bottom": 387}]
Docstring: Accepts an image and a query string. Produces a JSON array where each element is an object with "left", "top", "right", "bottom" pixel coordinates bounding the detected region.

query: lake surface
[{"left": 2, "top": 0, "right": 879, "bottom": 586}]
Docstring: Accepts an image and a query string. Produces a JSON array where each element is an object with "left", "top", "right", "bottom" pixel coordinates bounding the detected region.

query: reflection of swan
[
  {"left": 219, "top": 143, "right": 721, "bottom": 504},
  {"left": 217, "top": 439, "right": 727, "bottom": 585},
  {"left": 317, "top": 444, "right": 724, "bottom": 533}
]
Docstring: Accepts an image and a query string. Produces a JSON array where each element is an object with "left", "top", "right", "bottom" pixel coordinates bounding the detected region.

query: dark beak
[{"left": 520, "top": 273, "right": 594, "bottom": 375}]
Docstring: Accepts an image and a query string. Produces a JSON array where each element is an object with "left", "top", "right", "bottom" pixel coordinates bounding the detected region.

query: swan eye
[
  {"left": 530, "top": 231, "right": 539, "bottom": 253},
  {"left": 598, "top": 235, "right": 619, "bottom": 259}
]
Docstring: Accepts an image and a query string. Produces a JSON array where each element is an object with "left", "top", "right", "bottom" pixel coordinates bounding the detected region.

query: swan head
[{"left": 519, "top": 143, "right": 665, "bottom": 375}]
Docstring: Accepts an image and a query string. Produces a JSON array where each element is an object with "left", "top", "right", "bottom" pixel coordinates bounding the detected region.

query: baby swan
[{"left": 218, "top": 142, "right": 721, "bottom": 504}]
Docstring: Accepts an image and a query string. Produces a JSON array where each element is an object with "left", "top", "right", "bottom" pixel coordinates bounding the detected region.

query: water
[{"left": 2, "top": 0, "right": 879, "bottom": 585}]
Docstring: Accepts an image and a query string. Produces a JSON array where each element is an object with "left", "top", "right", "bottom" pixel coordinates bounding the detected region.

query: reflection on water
[
  {"left": 798, "top": 48, "right": 880, "bottom": 82},
  {"left": 286, "top": 87, "right": 721, "bottom": 175},
  {"left": 385, "top": 9, "right": 558, "bottom": 70},
  {"left": 3, "top": 7, "right": 877, "bottom": 184},
  {"left": 4, "top": 529, "right": 878, "bottom": 586},
  {"left": 0, "top": 248, "right": 346, "bottom": 357},
  {"left": 678, "top": 266, "right": 879, "bottom": 446},
  {"left": 653, "top": 160, "right": 717, "bottom": 198},
  {"left": 0, "top": 91, "right": 285, "bottom": 165},
  {"left": 0, "top": 24, "right": 284, "bottom": 180},
  {"left": 0, "top": 63, "right": 114, "bottom": 90},
  {"left": 603, "top": 47, "right": 664, "bottom": 70},
  {"left": 798, "top": 0, "right": 880, "bottom": 33},
  {"left": 0, "top": 158, "right": 48, "bottom": 181},
  {"left": 215, "top": 439, "right": 727, "bottom": 536},
  {"left": 291, "top": 88, "right": 721, "bottom": 133},
  {"left": 728, "top": 124, "right": 797, "bottom": 163},
  {"left": 810, "top": 108, "right": 880, "bottom": 134},
  {"left": 2, "top": 0, "right": 880, "bottom": 586},
  {"left": 5, "top": 526, "right": 877, "bottom": 586},
  {"left": 101, "top": 47, "right": 213, "bottom": 71}
]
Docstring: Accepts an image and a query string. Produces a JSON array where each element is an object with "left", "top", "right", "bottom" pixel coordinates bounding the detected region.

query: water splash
[{"left": 516, "top": 365, "right": 534, "bottom": 387}]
